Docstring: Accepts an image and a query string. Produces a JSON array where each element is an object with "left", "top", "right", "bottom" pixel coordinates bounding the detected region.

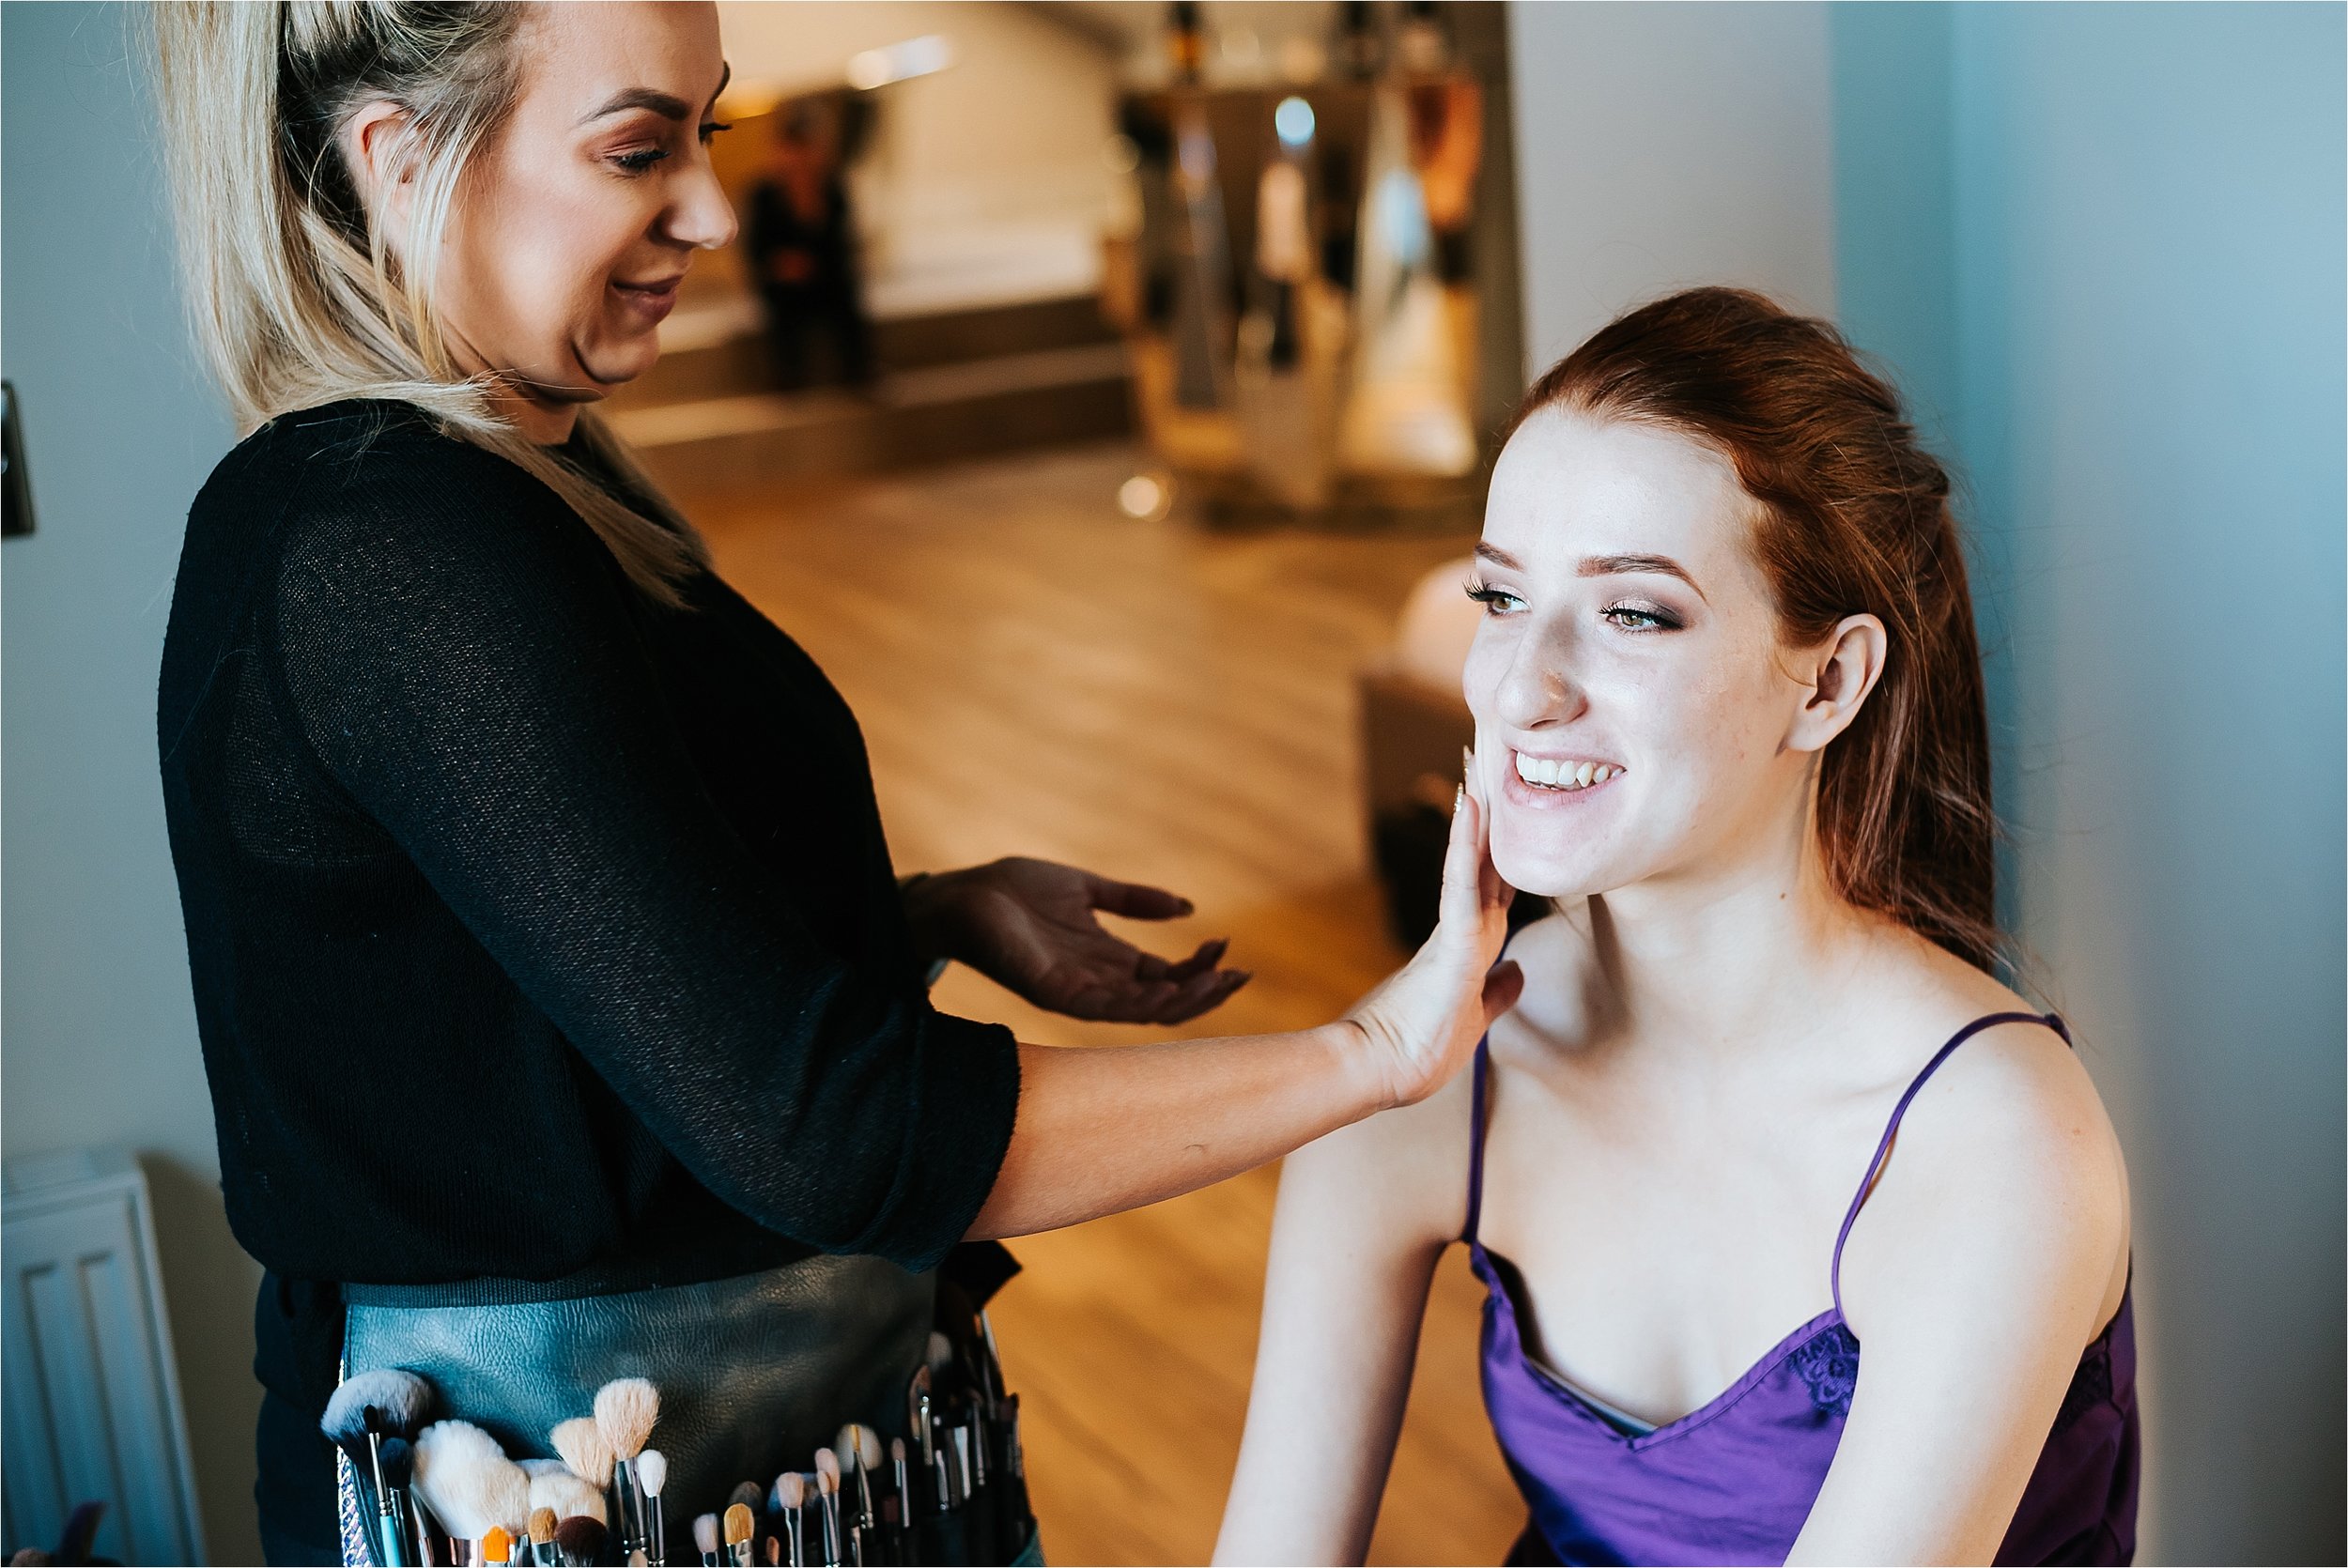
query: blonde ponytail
[{"left": 150, "top": 1, "right": 705, "bottom": 606}]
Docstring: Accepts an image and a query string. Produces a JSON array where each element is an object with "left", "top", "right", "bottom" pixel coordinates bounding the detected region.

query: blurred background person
[{"left": 749, "top": 99, "right": 873, "bottom": 390}]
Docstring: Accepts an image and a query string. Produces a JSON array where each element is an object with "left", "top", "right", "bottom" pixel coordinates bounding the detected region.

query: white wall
[
  {"left": 1506, "top": 1, "right": 1836, "bottom": 371},
  {"left": 1, "top": 5, "right": 256, "bottom": 1562}
]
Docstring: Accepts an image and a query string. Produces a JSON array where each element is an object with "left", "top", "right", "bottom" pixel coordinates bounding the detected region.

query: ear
[
  {"left": 1785, "top": 613, "right": 1888, "bottom": 754},
  {"left": 338, "top": 99, "right": 421, "bottom": 248}
]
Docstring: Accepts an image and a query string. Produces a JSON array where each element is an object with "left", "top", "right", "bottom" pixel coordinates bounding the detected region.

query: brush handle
[
  {"left": 376, "top": 1493, "right": 412, "bottom": 1568},
  {"left": 819, "top": 1494, "right": 842, "bottom": 1567},
  {"left": 612, "top": 1458, "right": 644, "bottom": 1552}
]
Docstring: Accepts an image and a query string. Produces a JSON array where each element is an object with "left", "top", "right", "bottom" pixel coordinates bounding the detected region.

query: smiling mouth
[{"left": 1513, "top": 752, "right": 1623, "bottom": 792}]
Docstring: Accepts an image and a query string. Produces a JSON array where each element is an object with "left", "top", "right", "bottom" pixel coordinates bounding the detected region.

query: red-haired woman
[{"left": 1218, "top": 289, "right": 2137, "bottom": 1566}]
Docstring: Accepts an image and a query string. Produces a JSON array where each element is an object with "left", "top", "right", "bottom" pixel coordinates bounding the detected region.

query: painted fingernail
[{"left": 1454, "top": 783, "right": 1465, "bottom": 815}]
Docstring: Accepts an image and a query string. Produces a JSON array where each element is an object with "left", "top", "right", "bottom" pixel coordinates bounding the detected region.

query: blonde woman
[{"left": 150, "top": 5, "right": 1518, "bottom": 1560}]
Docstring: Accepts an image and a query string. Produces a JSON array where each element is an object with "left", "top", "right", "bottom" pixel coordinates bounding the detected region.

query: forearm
[{"left": 966, "top": 1027, "right": 1380, "bottom": 1238}]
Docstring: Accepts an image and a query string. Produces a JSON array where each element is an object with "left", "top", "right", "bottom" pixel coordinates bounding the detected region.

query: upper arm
[
  {"left": 1791, "top": 1025, "right": 2129, "bottom": 1565},
  {"left": 1216, "top": 1068, "right": 1472, "bottom": 1565},
  {"left": 263, "top": 441, "right": 1017, "bottom": 1267}
]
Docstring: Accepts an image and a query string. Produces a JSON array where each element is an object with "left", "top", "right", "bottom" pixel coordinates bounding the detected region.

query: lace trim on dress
[{"left": 1787, "top": 1322, "right": 1861, "bottom": 1417}]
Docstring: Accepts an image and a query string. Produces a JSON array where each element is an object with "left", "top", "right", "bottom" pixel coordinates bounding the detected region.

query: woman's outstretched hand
[
  {"left": 1344, "top": 751, "right": 1522, "bottom": 1108},
  {"left": 904, "top": 857, "right": 1250, "bottom": 1024}
]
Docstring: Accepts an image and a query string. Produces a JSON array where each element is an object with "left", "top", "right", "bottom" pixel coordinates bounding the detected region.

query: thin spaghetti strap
[
  {"left": 1462, "top": 1036, "right": 1493, "bottom": 1245},
  {"left": 1829, "top": 1011, "right": 2069, "bottom": 1315}
]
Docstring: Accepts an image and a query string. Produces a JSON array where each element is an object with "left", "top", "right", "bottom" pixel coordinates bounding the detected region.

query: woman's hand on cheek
[
  {"left": 905, "top": 857, "right": 1250, "bottom": 1024},
  {"left": 1343, "top": 751, "right": 1522, "bottom": 1108}
]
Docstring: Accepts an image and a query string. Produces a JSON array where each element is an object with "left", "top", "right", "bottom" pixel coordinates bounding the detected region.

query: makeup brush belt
[{"left": 341, "top": 1252, "right": 932, "bottom": 1528}]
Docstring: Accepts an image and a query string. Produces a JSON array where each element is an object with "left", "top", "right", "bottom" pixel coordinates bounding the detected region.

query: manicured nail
[{"left": 1453, "top": 783, "right": 1465, "bottom": 815}]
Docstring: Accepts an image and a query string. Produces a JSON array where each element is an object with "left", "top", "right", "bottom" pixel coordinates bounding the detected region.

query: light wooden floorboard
[{"left": 688, "top": 443, "right": 1522, "bottom": 1566}]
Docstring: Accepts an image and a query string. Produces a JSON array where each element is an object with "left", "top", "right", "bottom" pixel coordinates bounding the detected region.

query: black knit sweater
[{"left": 158, "top": 400, "right": 1021, "bottom": 1303}]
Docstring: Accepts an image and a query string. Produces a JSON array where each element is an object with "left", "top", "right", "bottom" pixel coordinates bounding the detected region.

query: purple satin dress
[{"left": 1466, "top": 1012, "right": 2139, "bottom": 1565}]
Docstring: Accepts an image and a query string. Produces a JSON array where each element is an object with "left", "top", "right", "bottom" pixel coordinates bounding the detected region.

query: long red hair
[{"left": 1510, "top": 287, "right": 1998, "bottom": 970}]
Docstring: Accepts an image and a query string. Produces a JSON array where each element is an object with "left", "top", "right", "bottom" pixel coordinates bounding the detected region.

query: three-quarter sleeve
[{"left": 261, "top": 439, "right": 1017, "bottom": 1272}]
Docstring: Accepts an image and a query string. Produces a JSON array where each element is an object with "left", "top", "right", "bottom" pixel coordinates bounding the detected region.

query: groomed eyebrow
[
  {"left": 1472, "top": 543, "right": 1707, "bottom": 601},
  {"left": 580, "top": 64, "right": 733, "bottom": 126}
]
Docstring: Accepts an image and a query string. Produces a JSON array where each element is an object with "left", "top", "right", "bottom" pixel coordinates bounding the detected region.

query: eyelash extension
[
  {"left": 700, "top": 120, "right": 733, "bottom": 142},
  {"left": 612, "top": 147, "right": 670, "bottom": 173},
  {"left": 1463, "top": 576, "right": 1523, "bottom": 614},
  {"left": 1603, "top": 602, "right": 1684, "bottom": 632}
]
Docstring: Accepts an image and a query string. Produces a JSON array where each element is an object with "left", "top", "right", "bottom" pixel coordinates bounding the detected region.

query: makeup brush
[
  {"left": 693, "top": 1513, "right": 721, "bottom": 1567},
  {"left": 527, "top": 1509, "right": 556, "bottom": 1568},
  {"left": 813, "top": 1452, "right": 844, "bottom": 1567},
  {"left": 414, "top": 1420, "right": 530, "bottom": 1567},
  {"left": 529, "top": 1468, "right": 606, "bottom": 1529},
  {"left": 723, "top": 1501, "right": 756, "bottom": 1568},
  {"left": 905, "top": 1366, "right": 935, "bottom": 1473},
  {"left": 979, "top": 1309, "right": 1007, "bottom": 1412},
  {"left": 481, "top": 1527, "right": 513, "bottom": 1566},
  {"left": 321, "top": 1372, "right": 433, "bottom": 1565},
  {"left": 594, "top": 1378, "right": 660, "bottom": 1555},
  {"left": 833, "top": 1425, "right": 880, "bottom": 1564},
  {"left": 635, "top": 1447, "right": 669, "bottom": 1565},
  {"left": 548, "top": 1417, "right": 614, "bottom": 1494},
  {"left": 888, "top": 1437, "right": 913, "bottom": 1551},
  {"left": 552, "top": 1515, "right": 605, "bottom": 1568},
  {"left": 324, "top": 1370, "right": 436, "bottom": 1444},
  {"left": 774, "top": 1472, "right": 805, "bottom": 1568}
]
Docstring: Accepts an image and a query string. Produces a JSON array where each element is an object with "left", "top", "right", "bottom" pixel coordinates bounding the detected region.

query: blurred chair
[{"left": 1360, "top": 557, "right": 1478, "bottom": 947}]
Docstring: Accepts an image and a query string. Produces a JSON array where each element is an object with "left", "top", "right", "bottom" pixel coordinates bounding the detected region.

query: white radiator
[{"left": 3, "top": 1148, "right": 208, "bottom": 1564}]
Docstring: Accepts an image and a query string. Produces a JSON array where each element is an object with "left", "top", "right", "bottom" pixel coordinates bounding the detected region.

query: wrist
[
  {"left": 1318, "top": 1018, "right": 1398, "bottom": 1120},
  {"left": 899, "top": 869, "right": 967, "bottom": 967}
]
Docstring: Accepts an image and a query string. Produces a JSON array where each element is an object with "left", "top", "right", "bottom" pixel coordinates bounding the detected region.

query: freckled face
[
  {"left": 435, "top": 2, "right": 736, "bottom": 406},
  {"left": 1464, "top": 408, "right": 1817, "bottom": 899}
]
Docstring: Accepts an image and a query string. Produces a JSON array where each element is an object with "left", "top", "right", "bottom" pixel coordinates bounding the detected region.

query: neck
[
  {"left": 490, "top": 380, "right": 579, "bottom": 446},
  {"left": 1568, "top": 799, "right": 1880, "bottom": 1060},
  {"left": 441, "top": 325, "right": 581, "bottom": 445}
]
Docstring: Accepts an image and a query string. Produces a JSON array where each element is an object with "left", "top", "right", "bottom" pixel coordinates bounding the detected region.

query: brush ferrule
[{"left": 818, "top": 1492, "right": 842, "bottom": 1567}]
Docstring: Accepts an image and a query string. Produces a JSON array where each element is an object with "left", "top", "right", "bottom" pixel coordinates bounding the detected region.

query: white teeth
[{"left": 1512, "top": 753, "right": 1622, "bottom": 792}]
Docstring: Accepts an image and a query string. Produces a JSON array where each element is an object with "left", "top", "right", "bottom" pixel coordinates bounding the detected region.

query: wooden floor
[{"left": 687, "top": 443, "right": 1522, "bottom": 1566}]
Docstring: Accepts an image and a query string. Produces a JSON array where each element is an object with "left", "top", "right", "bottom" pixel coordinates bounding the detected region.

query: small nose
[
  {"left": 1490, "top": 620, "right": 1587, "bottom": 733},
  {"left": 669, "top": 157, "right": 739, "bottom": 252}
]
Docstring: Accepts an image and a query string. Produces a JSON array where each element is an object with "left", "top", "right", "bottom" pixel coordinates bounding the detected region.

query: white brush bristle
[
  {"left": 692, "top": 1514, "right": 720, "bottom": 1556},
  {"left": 413, "top": 1421, "right": 517, "bottom": 1541},
  {"left": 518, "top": 1457, "right": 567, "bottom": 1479},
  {"left": 889, "top": 1437, "right": 906, "bottom": 1463},
  {"left": 925, "top": 1332, "right": 954, "bottom": 1375},
  {"left": 834, "top": 1424, "right": 883, "bottom": 1474},
  {"left": 320, "top": 1368, "right": 435, "bottom": 1443},
  {"left": 485, "top": 1460, "right": 531, "bottom": 1535},
  {"left": 777, "top": 1471, "right": 804, "bottom": 1510},
  {"left": 530, "top": 1468, "right": 606, "bottom": 1527},
  {"left": 635, "top": 1447, "right": 667, "bottom": 1498},
  {"left": 592, "top": 1377, "right": 659, "bottom": 1460},
  {"left": 814, "top": 1449, "right": 840, "bottom": 1488},
  {"left": 549, "top": 1416, "right": 613, "bottom": 1488}
]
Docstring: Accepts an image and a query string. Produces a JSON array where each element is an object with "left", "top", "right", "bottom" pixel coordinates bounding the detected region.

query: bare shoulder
[
  {"left": 1847, "top": 931, "right": 2131, "bottom": 1324},
  {"left": 1891, "top": 940, "right": 2124, "bottom": 1198}
]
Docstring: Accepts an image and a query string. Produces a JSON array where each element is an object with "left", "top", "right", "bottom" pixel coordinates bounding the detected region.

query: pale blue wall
[
  {"left": 1834, "top": 5, "right": 2347, "bottom": 1561},
  {"left": 1, "top": 4, "right": 256, "bottom": 1561}
]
